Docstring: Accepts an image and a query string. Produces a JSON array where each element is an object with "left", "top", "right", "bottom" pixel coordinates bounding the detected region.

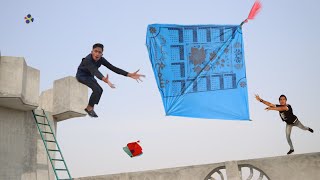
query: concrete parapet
[
  {"left": 52, "top": 76, "right": 88, "bottom": 121},
  {"left": 0, "top": 56, "right": 40, "bottom": 111},
  {"left": 0, "top": 107, "right": 55, "bottom": 180},
  {"left": 74, "top": 152, "right": 320, "bottom": 180},
  {"left": 75, "top": 163, "right": 224, "bottom": 180},
  {"left": 0, "top": 56, "right": 87, "bottom": 180},
  {"left": 0, "top": 56, "right": 88, "bottom": 120},
  {"left": 238, "top": 152, "right": 320, "bottom": 180}
]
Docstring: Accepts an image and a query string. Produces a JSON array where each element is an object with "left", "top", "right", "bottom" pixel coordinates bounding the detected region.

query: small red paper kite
[{"left": 123, "top": 140, "right": 143, "bottom": 158}]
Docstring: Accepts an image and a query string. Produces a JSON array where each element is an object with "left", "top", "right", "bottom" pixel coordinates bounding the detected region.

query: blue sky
[{"left": 1, "top": 0, "right": 320, "bottom": 178}]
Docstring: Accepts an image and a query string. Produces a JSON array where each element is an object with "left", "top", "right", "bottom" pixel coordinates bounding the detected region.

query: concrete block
[
  {"left": 25, "top": 66, "right": 40, "bottom": 106},
  {"left": 39, "top": 89, "right": 53, "bottom": 113},
  {"left": 0, "top": 56, "right": 39, "bottom": 111},
  {"left": 53, "top": 76, "right": 88, "bottom": 121},
  {"left": 0, "top": 56, "right": 25, "bottom": 95},
  {"left": 225, "top": 161, "right": 241, "bottom": 180}
]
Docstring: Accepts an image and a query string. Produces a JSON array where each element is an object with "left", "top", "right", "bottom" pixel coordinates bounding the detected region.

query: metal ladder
[{"left": 32, "top": 109, "right": 72, "bottom": 180}]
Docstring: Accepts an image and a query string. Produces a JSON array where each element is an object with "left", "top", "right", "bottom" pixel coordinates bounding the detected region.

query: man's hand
[
  {"left": 255, "top": 94, "right": 262, "bottom": 102},
  {"left": 107, "top": 81, "right": 115, "bottom": 89},
  {"left": 128, "top": 69, "right": 146, "bottom": 83},
  {"left": 102, "top": 74, "right": 115, "bottom": 88}
]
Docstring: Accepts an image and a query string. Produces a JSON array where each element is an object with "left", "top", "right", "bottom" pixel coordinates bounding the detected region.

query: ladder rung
[
  {"left": 32, "top": 110, "right": 72, "bottom": 179},
  {"left": 45, "top": 140, "right": 56, "bottom": 143},
  {"left": 35, "top": 114, "right": 46, "bottom": 117},
  {"left": 52, "top": 158, "right": 64, "bottom": 161},
  {"left": 56, "top": 169, "right": 67, "bottom": 171},
  {"left": 37, "top": 123, "right": 50, "bottom": 126},
  {"left": 48, "top": 149, "right": 60, "bottom": 152},
  {"left": 41, "top": 131, "right": 53, "bottom": 134}
]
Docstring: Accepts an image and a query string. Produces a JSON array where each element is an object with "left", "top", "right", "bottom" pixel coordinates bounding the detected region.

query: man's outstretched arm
[
  {"left": 102, "top": 58, "right": 145, "bottom": 82},
  {"left": 265, "top": 106, "right": 288, "bottom": 111},
  {"left": 101, "top": 58, "right": 128, "bottom": 76},
  {"left": 255, "top": 94, "right": 276, "bottom": 107}
]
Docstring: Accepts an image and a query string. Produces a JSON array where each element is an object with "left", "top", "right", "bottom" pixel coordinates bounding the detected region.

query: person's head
[
  {"left": 91, "top": 43, "right": 104, "bottom": 61},
  {"left": 279, "top": 94, "right": 287, "bottom": 105}
]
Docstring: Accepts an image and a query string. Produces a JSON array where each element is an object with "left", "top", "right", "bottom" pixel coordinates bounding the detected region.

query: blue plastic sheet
[{"left": 146, "top": 24, "right": 250, "bottom": 120}]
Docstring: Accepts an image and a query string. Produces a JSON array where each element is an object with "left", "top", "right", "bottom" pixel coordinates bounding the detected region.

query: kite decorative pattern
[{"left": 146, "top": 24, "right": 249, "bottom": 120}]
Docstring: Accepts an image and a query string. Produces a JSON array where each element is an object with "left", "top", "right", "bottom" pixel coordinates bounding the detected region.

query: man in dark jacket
[
  {"left": 76, "top": 43, "right": 145, "bottom": 117},
  {"left": 255, "top": 94, "right": 314, "bottom": 155}
]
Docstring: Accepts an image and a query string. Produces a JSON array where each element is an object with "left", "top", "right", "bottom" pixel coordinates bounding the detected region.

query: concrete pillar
[
  {"left": 0, "top": 107, "right": 55, "bottom": 180},
  {"left": 0, "top": 56, "right": 54, "bottom": 180},
  {"left": 0, "top": 56, "right": 88, "bottom": 179},
  {"left": 225, "top": 161, "right": 241, "bottom": 180},
  {"left": 0, "top": 56, "right": 40, "bottom": 111},
  {"left": 39, "top": 89, "right": 54, "bottom": 113}
]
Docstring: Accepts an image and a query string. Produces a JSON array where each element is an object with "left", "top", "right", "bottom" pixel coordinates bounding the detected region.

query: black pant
[{"left": 76, "top": 76, "right": 103, "bottom": 107}]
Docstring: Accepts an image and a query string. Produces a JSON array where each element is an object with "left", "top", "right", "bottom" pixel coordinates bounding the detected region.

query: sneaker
[
  {"left": 309, "top": 128, "right": 314, "bottom": 133},
  {"left": 287, "top": 149, "right": 294, "bottom": 155},
  {"left": 84, "top": 108, "right": 98, "bottom": 118}
]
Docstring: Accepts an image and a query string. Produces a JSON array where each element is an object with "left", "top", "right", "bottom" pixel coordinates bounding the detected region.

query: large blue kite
[{"left": 146, "top": 24, "right": 250, "bottom": 120}]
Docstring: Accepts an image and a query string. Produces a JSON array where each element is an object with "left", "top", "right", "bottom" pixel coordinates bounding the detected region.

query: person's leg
[
  {"left": 294, "top": 119, "right": 313, "bottom": 133},
  {"left": 87, "top": 79, "right": 103, "bottom": 109},
  {"left": 76, "top": 76, "right": 103, "bottom": 117},
  {"left": 286, "top": 124, "right": 294, "bottom": 154},
  {"left": 77, "top": 76, "right": 103, "bottom": 106}
]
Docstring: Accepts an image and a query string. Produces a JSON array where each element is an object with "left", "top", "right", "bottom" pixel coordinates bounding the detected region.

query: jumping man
[
  {"left": 76, "top": 43, "right": 145, "bottom": 117},
  {"left": 255, "top": 94, "right": 314, "bottom": 155}
]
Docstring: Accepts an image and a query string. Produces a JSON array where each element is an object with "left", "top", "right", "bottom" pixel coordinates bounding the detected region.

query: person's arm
[
  {"left": 265, "top": 105, "right": 289, "bottom": 111},
  {"left": 101, "top": 58, "right": 128, "bottom": 76},
  {"left": 82, "top": 58, "right": 115, "bottom": 88},
  {"left": 83, "top": 58, "right": 104, "bottom": 80},
  {"left": 101, "top": 74, "right": 115, "bottom": 88},
  {"left": 101, "top": 58, "right": 145, "bottom": 82},
  {"left": 255, "top": 94, "right": 276, "bottom": 107}
]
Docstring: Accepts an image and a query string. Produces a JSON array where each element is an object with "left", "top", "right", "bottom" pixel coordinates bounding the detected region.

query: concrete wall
[
  {"left": 0, "top": 107, "right": 55, "bottom": 180},
  {"left": 75, "top": 163, "right": 225, "bottom": 180},
  {"left": 0, "top": 56, "right": 89, "bottom": 179},
  {"left": 74, "top": 152, "right": 320, "bottom": 180},
  {"left": 238, "top": 152, "right": 320, "bottom": 180}
]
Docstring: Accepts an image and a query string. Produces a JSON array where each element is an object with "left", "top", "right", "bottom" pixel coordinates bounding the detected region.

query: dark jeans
[{"left": 76, "top": 76, "right": 103, "bottom": 107}]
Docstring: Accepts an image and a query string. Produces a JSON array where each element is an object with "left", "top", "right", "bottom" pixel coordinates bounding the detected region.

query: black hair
[
  {"left": 279, "top": 94, "right": 287, "bottom": 101},
  {"left": 93, "top": 43, "right": 104, "bottom": 50}
]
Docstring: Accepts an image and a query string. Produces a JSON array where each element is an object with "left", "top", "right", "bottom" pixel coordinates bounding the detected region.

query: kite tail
[{"left": 241, "top": 0, "right": 262, "bottom": 27}]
